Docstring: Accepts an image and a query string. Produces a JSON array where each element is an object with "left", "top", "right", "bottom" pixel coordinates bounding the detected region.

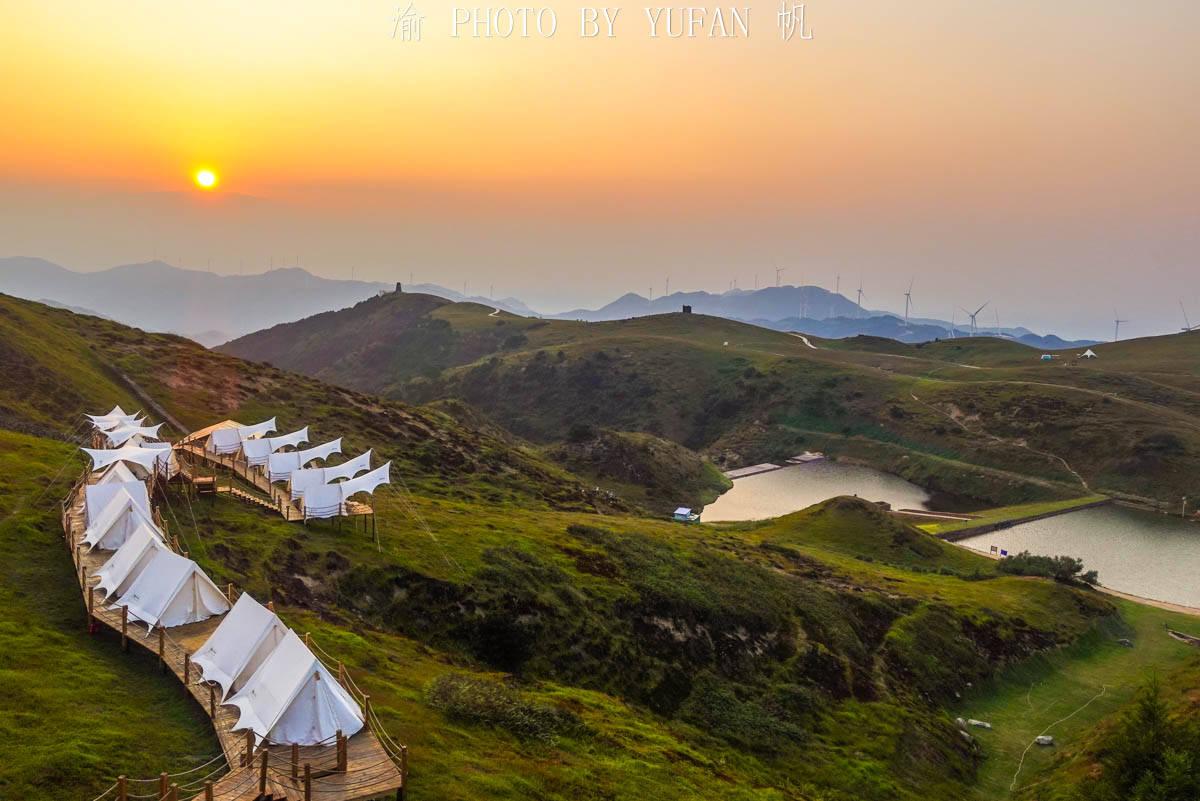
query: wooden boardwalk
[{"left": 63, "top": 476, "right": 405, "bottom": 801}]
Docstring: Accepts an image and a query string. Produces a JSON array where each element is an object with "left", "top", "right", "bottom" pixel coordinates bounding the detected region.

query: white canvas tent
[
  {"left": 94, "top": 523, "right": 166, "bottom": 599},
  {"left": 241, "top": 427, "right": 309, "bottom": 467},
  {"left": 268, "top": 438, "right": 342, "bottom": 483},
  {"left": 87, "top": 407, "right": 143, "bottom": 431},
  {"left": 83, "top": 489, "right": 160, "bottom": 551},
  {"left": 192, "top": 594, "right": 289, "bottom": 701},
  {"left": 95, "top": 461, "right": 139, "bottom": 486},
  {"left": 113, "top": 549, "right": 230, "bottom": 631},
  {"left": 208, "top": 417, "right": 277, "bottom": 455},
  {"left": 226, "top": 629, "right": 363, "bottom": 746},
  {"left": 1080, "top": 349, "right": 1098, "bottom": 359},
  {"left": 302, "top": 462, "right": 390, "bottom": 519},
  {"left": 85, "top": 480, "right": 149, "bottom": 525}
]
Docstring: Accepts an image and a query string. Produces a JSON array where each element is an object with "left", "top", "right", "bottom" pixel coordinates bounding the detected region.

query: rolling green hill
[
  {"left": 4, "top": 294, "right": 1199, "bottom": 801},
  {"left": 221, "top": 292, "right": 1200, "bottom": 509}
]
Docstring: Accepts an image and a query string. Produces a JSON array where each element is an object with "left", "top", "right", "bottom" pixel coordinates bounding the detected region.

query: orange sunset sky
[{"left": 2, "top": 0, "right": 1198, "bottom": 338}]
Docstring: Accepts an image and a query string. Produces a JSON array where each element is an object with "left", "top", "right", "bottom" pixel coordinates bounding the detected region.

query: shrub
[
  {"left": 426, "top": 673, "right": 583, "bottom": 743},
  {"left": 997, "top": 551, "right": 1098, "bottom": 586}
]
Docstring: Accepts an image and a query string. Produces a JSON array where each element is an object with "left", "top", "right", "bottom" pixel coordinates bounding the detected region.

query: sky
[{"left": 1, "top": 1, "right": 1198, "bottom": 339}]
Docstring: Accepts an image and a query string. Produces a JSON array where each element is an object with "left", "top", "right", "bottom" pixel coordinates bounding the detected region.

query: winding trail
[
  {"left": 1009, "top": 685, "right": 1108, "bottom": 791},
  {"left": 488, "top": 307, "right": 501, "bottom": 317},
  {"left": 788, "top": 332, "right": 818, "bottom": 349}
]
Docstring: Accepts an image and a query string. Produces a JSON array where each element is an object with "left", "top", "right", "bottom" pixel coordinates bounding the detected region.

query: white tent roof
[
  {"left": 95, "top": 461, "right": 139, "bottom": 486},
  {"left": 83, "top": 445, "right": 170, "bottom": 474},
  {"left": 88, "top": 407, "right": 143, "bottom": 431},
  {"left": 192, "top": 594, "right": 289, "bottom": 702},
  {"left": 241, "top": 426, "right": 309, "bottom": 466},
  {"left": 94, "top": 523, "right": 166, "bottom": 599},
  {"left": 105, "top": 422, "right": 164, "bottom": 447},
  {"left": 207, "top": 417, "right": 278, "bottom": 454},
  {"left": 1081, "top": 349, "right": 1098, "bottom": 358},
  {"left": 339, "top": 462, "right": 390, "bottom": 500},
  {"left": 113, "top": 549, "right": 230, "bottom": 631},
  {"left": 268, "top": 438, "right": 342, "bottom": 483},
  {"left": 83, "top": 490, "right": 160, "bottom": 551},
  {"left": 93, "top": 415, "right": 145, "bottom": 433},
  {"left": 85, "top": 480, "right": 149, "bottom": 525},
  {"left": 325, "top": 449, "right": 372, "bottom": 482},
  {"left": 225, "top": 629, "right": 363, "bottom": 746}
]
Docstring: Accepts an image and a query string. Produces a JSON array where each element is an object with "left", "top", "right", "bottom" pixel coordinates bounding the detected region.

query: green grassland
[
  {"left": 917, "top": 496, "right": 1111, "bottom": 538},
  {"left": 3, "top": 294, "right": 1199, "bottom": 800}
]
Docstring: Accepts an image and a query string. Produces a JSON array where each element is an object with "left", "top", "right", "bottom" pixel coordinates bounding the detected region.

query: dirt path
[{"left": 788, "top": 332, "right": 818, "bottom": 350}]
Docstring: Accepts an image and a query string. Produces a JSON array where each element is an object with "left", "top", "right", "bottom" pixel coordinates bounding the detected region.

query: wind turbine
[
  {"left": 775, "top": 266, "right": 786, "bottom": 287},
  {"left": 960, "top": 302, "right": 989, "bottom": 336},
  {"left": 949, "top": 309, "right": 957, "bottom": 339},
  {"left": 1181, "top": 301, "right": 1197, "bottom": 332},
  {"left": 1113, "top": 308, "right": 1128, "bottom": 341},
  {"left": 856, "top": 279, "right": 865, "bottom": 319},
  {"left": 903, "top": 278, "right": 914, "bottom": 325}
]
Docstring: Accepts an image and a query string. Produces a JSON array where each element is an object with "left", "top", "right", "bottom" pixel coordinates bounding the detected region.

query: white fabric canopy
[
  {"left": 83, "top": 490, "right": 160, "bottom": 551},
  {"left": 88, "top": 407, "right": 142, "bottom": 431},
  {"left": 83, "top": 445, "right": 170, "bottom": 474},
  {"left": 105, "top": 423, "right": 163, "bottom": 447},
  {"left": 93, "top": 415, "right": 145, "bottom": 432},
  {"left": 113, "top": 549, "right": 230, "bottom": 631},
  {"left": 85, "top": 480, "right": 149, "bottom": 525},
  {"left": 94, "top": 523, "right": 166, "bottom": 599},
  {"left": 267, "top": 438, "right": 342, "bottom": 483},
  {"left": 225, "top": 629, "right": 363, "bottom": 746},
  {"left": 89, "top": 405, "right": 128, "bottom": 420},
  {"left": 325, "top": 450, "right": 372, "bottom": 482},
  {"left": 207, "top": 417, "right": 277, "bottom": 454},
  {"left": 241, "top": 427, "right": 309, "bottom": 467},
  {"left": 192, "top": 594, "right": 288, "bottom": 702},
  {"left": 338, "top": 462, "right": 390, "bottom": 500},
  {"left": 95, "top": 461, "right": 139, "bottom": 486}
]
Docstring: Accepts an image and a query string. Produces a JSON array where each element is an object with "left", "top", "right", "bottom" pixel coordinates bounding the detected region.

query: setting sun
[{"left": 194, "top": 169, "right": 217, "bottom": 189}]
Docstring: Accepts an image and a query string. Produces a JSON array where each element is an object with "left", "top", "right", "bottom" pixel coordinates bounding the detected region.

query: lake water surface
[
  {"left": 702, "top": 461, "right": 931, "bottom": 522},
  {"left": 958, "top": 505, "right": 1200, "bottom": 609}
]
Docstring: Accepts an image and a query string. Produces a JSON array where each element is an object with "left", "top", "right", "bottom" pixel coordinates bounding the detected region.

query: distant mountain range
[
  {"left": 549, "top": 286, "right": 1099, "bottom": 348},
  {"left": 0, "top": 257, "right": 392, "bottom": 346},
  {"left": 1, "top": 257, "right": 1096, "bottom": 348}
]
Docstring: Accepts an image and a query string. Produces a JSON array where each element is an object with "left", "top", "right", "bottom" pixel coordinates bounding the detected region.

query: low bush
[
  {"left": 426, "top": 673, "right": 583, "bottom": 743},
  {"left": 997, "top": 551, "right": 1098, "bottom": 586}
]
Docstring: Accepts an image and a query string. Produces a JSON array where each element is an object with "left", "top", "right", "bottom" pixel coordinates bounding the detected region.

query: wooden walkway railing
[{"left": 64, "top": 476, "right": 406, "bottom": 801}]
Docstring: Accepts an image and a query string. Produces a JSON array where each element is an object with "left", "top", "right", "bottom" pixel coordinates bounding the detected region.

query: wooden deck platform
[{"left": 63, "top": 478, "right": 405, "bottom": 801}]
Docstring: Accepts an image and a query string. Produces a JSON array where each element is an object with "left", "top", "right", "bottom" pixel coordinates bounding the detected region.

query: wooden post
[
  {"left": 258, "top": 749, "right": 269, "bottom": 795},
  {"left": 364, "top": 693, "right": 372, "bottom": 724},
  {"left": 168, "top": 783, "right": 178, "bottom": 801},
  {"left": 305, "top": 631, "right": 311, "bottom": 648},
  {"left": 121, "top": 605, "right": 128, "bottom": 651},
  {"left": 203, "top": 782, "right": 213, "bottom": 801},
  {"left": 244, "top": 729, "right": 254, "bottom": 767},
  {"left": 292, "top": 743, "right": 299, "bottom": 779},
  {"left": 304, "top": 763, "right": 312, "bottom": 801},
  {"left": 400, "top": 744, "right": 408, "bottom": 801},
  {"left": 183, "top": 652, "right": 190, "bottom": 684},
  {"left": 117, "top": 775, "right": 127, "bottom": 801},
  {"left": 158, "top": 627, "right": 165, "bottom": 671},
  {"left": 88, "top": 585, "right": 95, "bottom": 623},
  {"left": 227, "top": 583, "right": 233, "bottom": 602},
  {"left": 336, "top": 730, "right": 345, "bottom": 772},
  {"left": 267, "top": 600, "right": 275, "bottom": 612},
  {"left": 158, "top": 773, "right": 167, "bottom": 799},
  {"left": 338, "top": 661, "right": 346, "bottom": 688},
  {"left": 173, "top": 535, "right": 180, "bottom": 551},
  {"left": 208, "top": 682, "right": 216, "bottom": 718}
]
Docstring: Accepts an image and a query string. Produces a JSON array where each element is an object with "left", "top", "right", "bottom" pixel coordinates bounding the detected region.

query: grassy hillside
[
  {"left": 4, "top": 294, "right": 1198, "bottom": 800},
  {"left": 222, "top": 293, "right": 1200, "bottom": 508},
  {"left": 542, "top": 427, "right": 732, "bottom": 513}
]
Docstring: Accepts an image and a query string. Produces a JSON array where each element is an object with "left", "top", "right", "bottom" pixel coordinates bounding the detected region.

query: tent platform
[{"left": 63, "top": 481, "right": 406, "bottom": 801}]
